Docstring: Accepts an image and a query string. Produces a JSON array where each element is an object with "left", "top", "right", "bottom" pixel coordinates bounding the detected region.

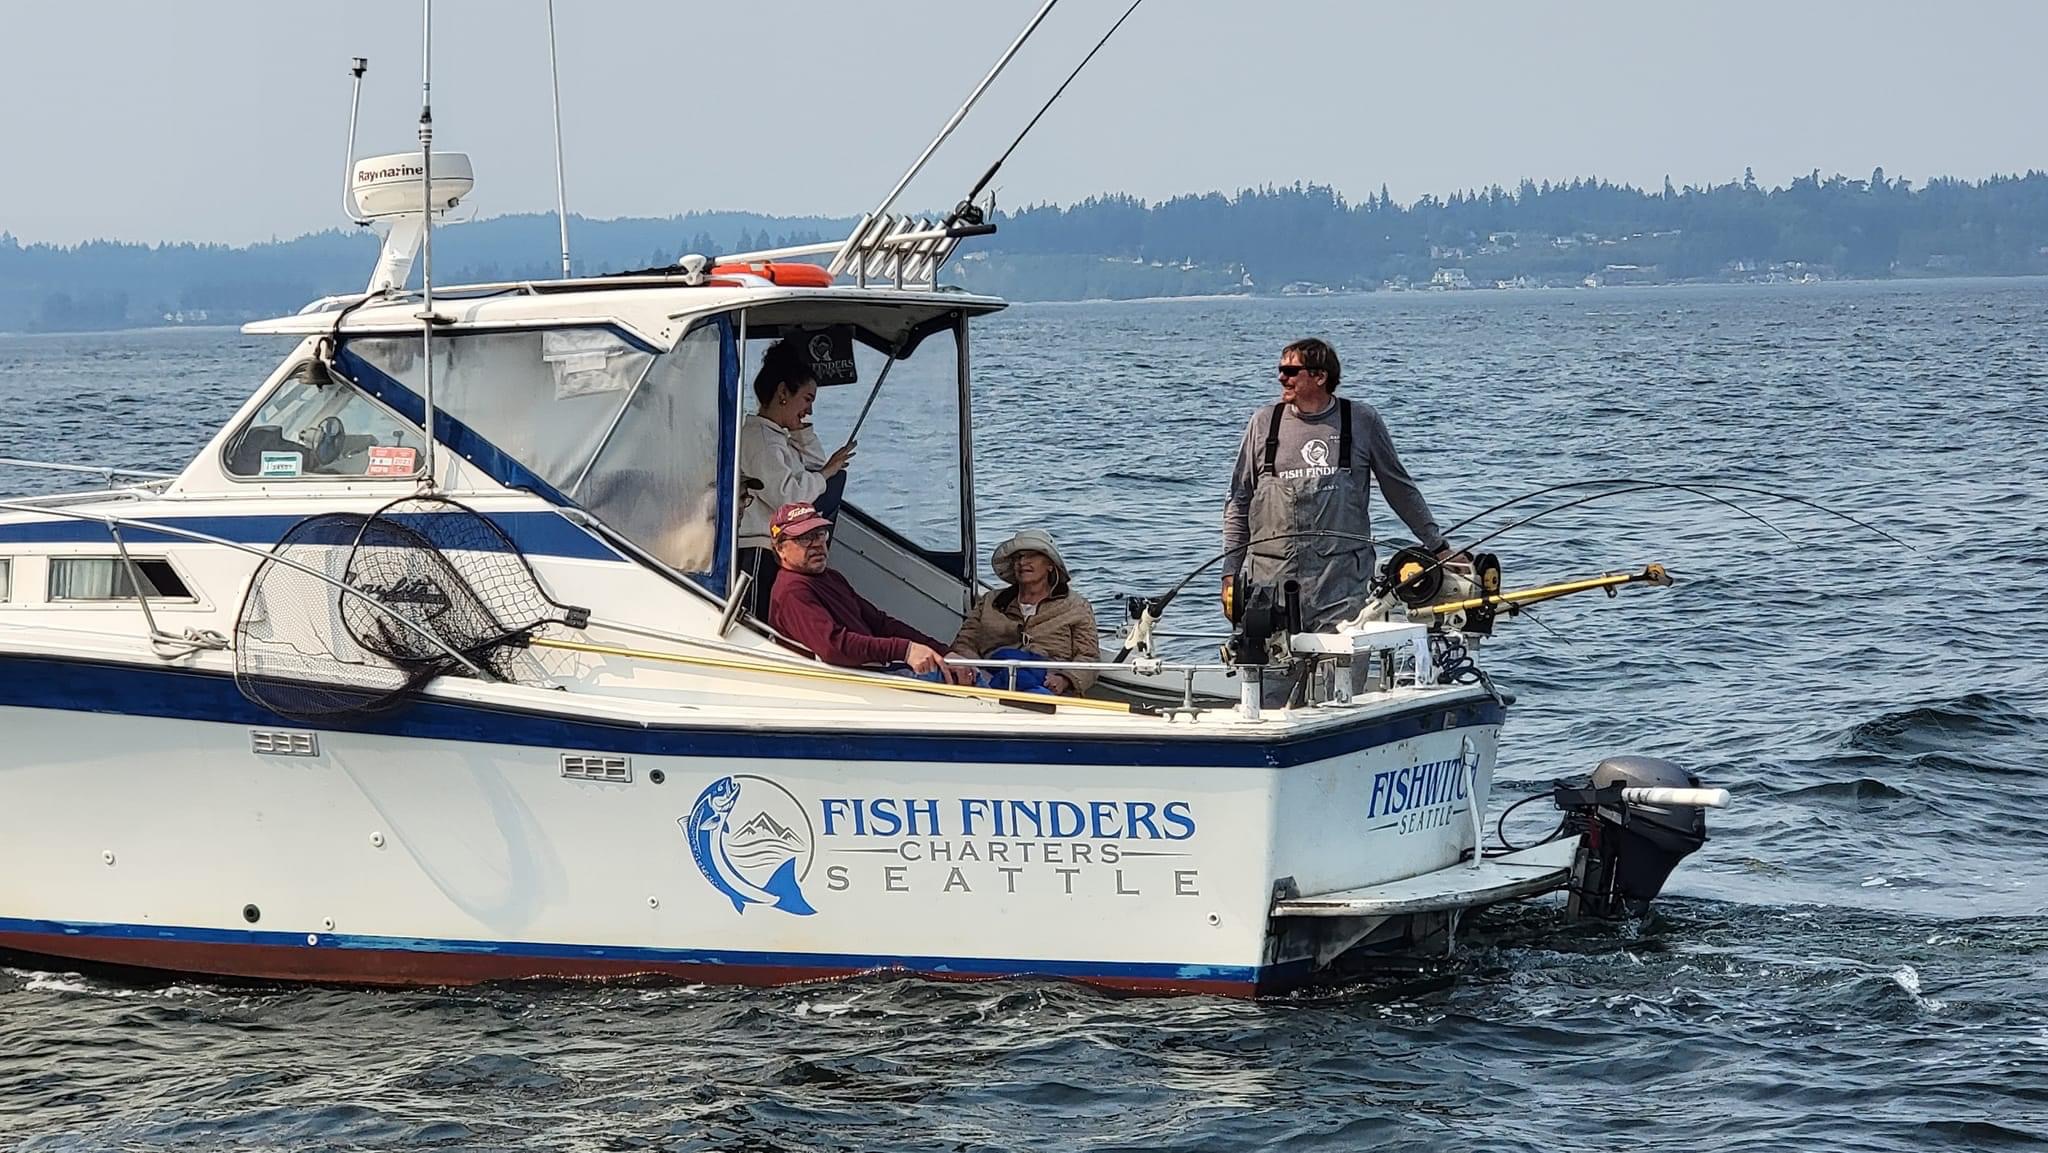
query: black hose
[{"left": 1494, "top": 790, "right": 1566, "bottom": 853}]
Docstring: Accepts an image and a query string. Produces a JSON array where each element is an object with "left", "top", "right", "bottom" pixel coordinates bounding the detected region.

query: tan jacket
[{"left": 950, "top": 583, "right": 1101, "bottom": 694}]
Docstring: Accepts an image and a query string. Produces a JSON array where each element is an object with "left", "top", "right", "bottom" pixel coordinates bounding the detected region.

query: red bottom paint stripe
[{"left": 0, "top": 931, "right": 1265, "bottom": 998}]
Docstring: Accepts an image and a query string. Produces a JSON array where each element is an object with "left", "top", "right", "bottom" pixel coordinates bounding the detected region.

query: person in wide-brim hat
[{"left": 951, "top": 528, "right": 1100, "bottom": 696}]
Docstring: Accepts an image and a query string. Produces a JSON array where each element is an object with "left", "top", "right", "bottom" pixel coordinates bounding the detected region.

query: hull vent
[
  {"left": 561, "top": 754, "right": 631, "bottom": 784},
  {"left": 251, "top": 730, "right": 319, "bottom": 757}
]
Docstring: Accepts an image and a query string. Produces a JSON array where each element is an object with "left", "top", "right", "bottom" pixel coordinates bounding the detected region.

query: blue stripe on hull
[
  {"left": 0, "top": 655, "right": 1505, "bottom": 768},
  {"left": 0, "top": 510, "right": 621, "bottom": 562},
  {"left": 0, "top": 915, "right": 1262, "bottom": 989}
]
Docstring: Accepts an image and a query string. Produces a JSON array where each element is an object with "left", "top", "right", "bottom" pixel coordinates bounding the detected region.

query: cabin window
[
  {"left": 572, "top": 323, "right": 726, "bottom": 575},
  {"left": 808, "top": 326, "right": 963, "bottom": 554},
  {"left": 345, "top": 327, "right": 655, "bottom": 495},
  {"left": 48, "top": 557, "right": 193, "bottom": 602},
  {"left": 0, "top": 558, "right": 10, "bottom": 601},
  {"left": 223, "top": 363, "right": 425, "bottom": 479}
]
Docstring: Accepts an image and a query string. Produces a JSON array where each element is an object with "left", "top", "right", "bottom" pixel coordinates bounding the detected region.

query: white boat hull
[{"left": 0, "top": 656, "right": 1504, "bottom": 996}]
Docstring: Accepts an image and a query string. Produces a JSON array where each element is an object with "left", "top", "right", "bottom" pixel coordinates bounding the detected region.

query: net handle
[{"left": 367, "top": 493, "right": 589, "bottom": 628}]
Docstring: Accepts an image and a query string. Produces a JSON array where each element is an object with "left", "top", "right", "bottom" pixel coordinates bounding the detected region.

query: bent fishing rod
[
  {"left": 1439, "top": 476, "right": 1907, "bottom": 549},
  {"left": 1384, "top": 476, "right": 1906, "bottom": 608}
]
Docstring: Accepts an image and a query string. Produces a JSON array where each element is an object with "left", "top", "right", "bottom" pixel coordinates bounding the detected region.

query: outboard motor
[{"left": 1553, "top": 755, "right": 1718, "bottom": 919}]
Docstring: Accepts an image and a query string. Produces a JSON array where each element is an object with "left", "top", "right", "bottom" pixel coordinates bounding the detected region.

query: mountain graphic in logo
[
  {"left": 733, "top": 811, "right": 804, "bottom": 847},
  {"left": 681, "top": 775, "right": 817, "bottom": 916}
]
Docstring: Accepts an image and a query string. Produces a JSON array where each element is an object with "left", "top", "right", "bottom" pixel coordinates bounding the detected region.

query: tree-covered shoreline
[{"left": 6, "top": 168, "right": 2048, "bottom": 332}]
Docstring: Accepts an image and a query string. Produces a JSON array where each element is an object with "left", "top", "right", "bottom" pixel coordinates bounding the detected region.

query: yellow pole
[
  {"left": 1418, "top": 564, "right": 1670, "bottom": 618},
  {"left": 530, "top": 635, "right": 1135, "bottom": 715}
]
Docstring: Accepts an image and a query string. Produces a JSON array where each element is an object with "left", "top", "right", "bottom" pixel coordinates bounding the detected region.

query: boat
[{"left": 0, "top": 7, "right": 1727, "bottom": 997}]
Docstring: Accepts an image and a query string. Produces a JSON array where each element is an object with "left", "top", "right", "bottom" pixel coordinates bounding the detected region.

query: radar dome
[{"left": 350, "top": 152, "right": 474, "bottom": 219}]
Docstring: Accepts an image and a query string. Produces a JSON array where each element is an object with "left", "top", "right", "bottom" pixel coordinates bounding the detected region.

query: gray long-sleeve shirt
[{"left": 1221, "top": 398, "right": 1447, "bottom": 575}]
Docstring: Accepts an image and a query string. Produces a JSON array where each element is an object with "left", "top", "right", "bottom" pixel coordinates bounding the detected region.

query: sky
[{"left": 3, "top": 1, "right": 2045, "bottom": 246}]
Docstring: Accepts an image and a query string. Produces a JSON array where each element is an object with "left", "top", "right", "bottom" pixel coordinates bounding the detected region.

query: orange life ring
[{"left": 708, "top": 261, "right": 835, "bottom": 288}]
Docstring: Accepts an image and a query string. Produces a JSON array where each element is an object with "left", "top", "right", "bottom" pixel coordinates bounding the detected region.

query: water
[{"left": 4, "top": 280, "right": 2047, "bottom": 1150}]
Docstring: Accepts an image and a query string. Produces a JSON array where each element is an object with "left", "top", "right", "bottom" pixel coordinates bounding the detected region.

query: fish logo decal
[{"left": 682, "top": 775, "right": 817, "bottom": 916}]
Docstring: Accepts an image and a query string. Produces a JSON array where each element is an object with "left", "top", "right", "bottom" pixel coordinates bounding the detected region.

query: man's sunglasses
[{"left": 1277, "top": 364, "right": 1318, "bottom": 378}]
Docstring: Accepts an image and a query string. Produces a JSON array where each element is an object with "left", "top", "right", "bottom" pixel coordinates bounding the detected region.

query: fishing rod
[
  {"left": 1451, "top": 485, "right": 1750, "bottom": 562},
  {"left": 1383, "top": 476, "right": 1901, "bottom": 610},
  {"left": 845, "top": 337, "right": 909, "bottom": 445},
  {"left": 831, "top": 0, "right": 1059, "bottom": 274},
  {"left": 1440, "top": 476, "right": 1905, "bottom": 549},
  {"left": 1112, "top": 529, "right": 1383, "bottom": 661},
  {"left": 947, "top": 0, "right": 1148, "bottom": 228},
  {"left": 1366, "top": 482, "right": 1750, "bottom": 614}
]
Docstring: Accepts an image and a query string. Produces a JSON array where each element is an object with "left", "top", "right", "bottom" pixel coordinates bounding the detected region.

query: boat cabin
[{"left": 223, "top": 279, "right": 1007, "bottom": 643}]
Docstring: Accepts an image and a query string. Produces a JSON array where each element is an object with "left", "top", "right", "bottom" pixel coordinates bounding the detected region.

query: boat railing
[
  {"left": 0, "top": 498, "right": 491, "bottom": 677},
  {"left": 0, "top": 457, "right": 178, "bottom": 492},
  {"left": 945, "top": 654, "right": 1241, "bottom": 718},
  {"left": 0, "top": 487, "right": 160, "bottom": 510}
]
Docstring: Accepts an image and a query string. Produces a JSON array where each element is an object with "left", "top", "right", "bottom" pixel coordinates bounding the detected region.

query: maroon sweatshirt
[{"left": 768, "top": 566, "right": 949, "bottom": 667}]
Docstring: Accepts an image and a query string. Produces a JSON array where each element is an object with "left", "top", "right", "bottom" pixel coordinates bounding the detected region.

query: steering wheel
[{"left": 311, "top": 416, "right": 346, "bottom": 467}]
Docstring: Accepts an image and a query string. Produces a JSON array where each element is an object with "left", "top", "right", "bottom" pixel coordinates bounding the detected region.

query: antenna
[
  {"left": 342, "top": 57, "right": 370, "bottom": 225},
  {"left": 417, "top": 0, "right": 439, "bottom": 488},
  {"left": 546, "top": 0, "right": 572, "bottom": 277}
]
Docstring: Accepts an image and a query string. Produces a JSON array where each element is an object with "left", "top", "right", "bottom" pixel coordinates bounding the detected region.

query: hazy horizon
[{"left": 4, "top": 1, "right": 2045, "bottom": 246}]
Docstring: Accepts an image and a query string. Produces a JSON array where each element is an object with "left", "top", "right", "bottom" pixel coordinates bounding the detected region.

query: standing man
[{"left": 1221, "top": 338, "right": 1452, "bottom": 631}]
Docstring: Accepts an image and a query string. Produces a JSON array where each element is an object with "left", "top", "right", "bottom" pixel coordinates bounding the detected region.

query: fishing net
[{"left": 234, "top": 495, "right": 590, "bottom": 721}]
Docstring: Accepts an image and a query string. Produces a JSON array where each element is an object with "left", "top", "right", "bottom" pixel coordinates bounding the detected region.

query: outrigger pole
[
  {"left": 1406, "top": 565, "right": 1674, "bottom": 622},
  {"left": 417, "top": 0, "right": 439, "bottom": 488}
]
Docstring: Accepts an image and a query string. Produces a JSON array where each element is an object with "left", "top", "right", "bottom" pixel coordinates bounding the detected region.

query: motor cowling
[{"left": 1555, "top": 755, "right": 1710, "bottom": 919}]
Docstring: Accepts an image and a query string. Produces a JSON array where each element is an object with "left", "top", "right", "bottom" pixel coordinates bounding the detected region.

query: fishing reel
[
  {"left": 1222, "top": 577, "right": 1303, "bottom": 667},
  {"left": 1375, "top": 547, "right": 1503, "bottom": 635}
]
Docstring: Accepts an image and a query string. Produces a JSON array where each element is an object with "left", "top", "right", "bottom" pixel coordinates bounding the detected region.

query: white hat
[{"left": 991, "top": 528, "right": 1067, "bottom": 586}]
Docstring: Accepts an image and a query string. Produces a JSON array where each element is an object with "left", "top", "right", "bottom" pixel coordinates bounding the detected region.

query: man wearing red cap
[{"left": 765, "top": 502, "right": 971, "bottom": 684}]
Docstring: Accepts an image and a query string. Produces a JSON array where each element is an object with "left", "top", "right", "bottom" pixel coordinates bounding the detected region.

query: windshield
[
  {"left": 343, "top": 322, "right": 735, "bottom": 589},
  {"left": 222, "top": 363, "right": 424, "bottom": 480},
  {"left": 747, "top": 323, "right": 964, "bottom": 560},
  {"left": 343, "top": 326, "right": 656, "bottom": 498}
]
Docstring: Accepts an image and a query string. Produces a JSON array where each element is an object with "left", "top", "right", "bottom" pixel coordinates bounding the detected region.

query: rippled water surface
[{"left": 3, "top": 280, "right": 2046, "bottom": 1150}]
